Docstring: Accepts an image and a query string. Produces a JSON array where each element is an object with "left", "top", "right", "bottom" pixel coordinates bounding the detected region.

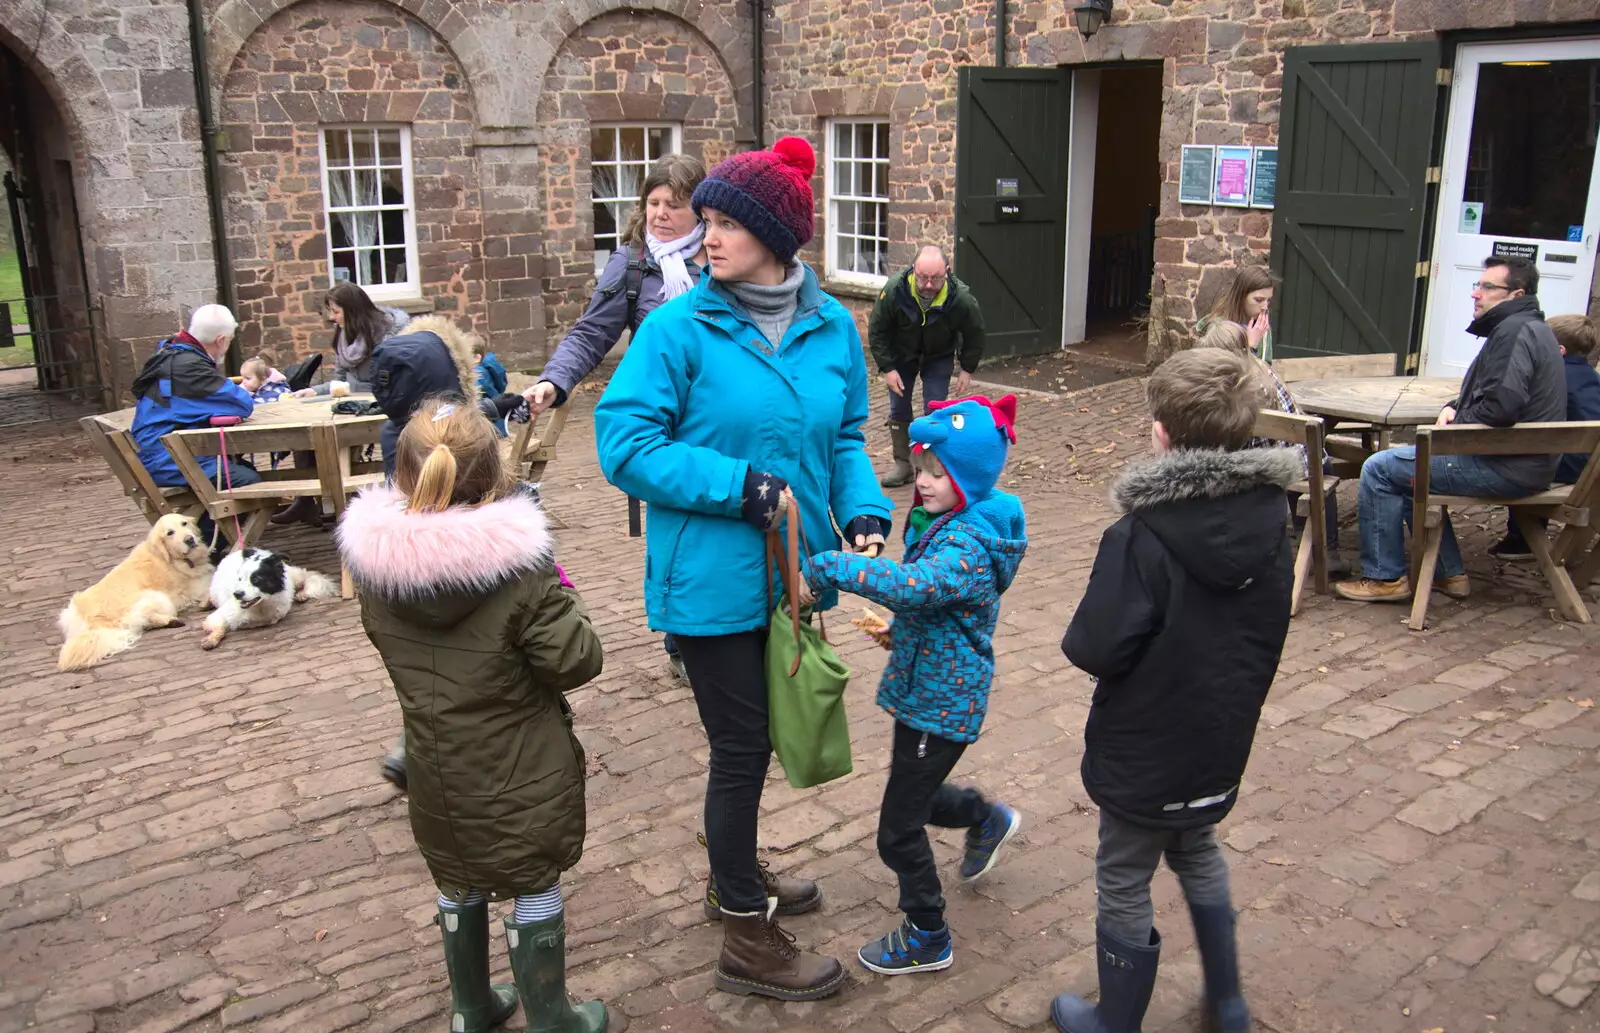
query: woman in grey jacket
[
  {"left": 524, "top": 153, "right": 708, "bottom": 412},
  {"left": 523, "top": 153, "right": 707, "bottom": 678},
  {"left": 275, "top": 283, "right": 410, "bottom": 525},
  {"left": 294, "top": 282, "right": 409, "bottom": 395}
]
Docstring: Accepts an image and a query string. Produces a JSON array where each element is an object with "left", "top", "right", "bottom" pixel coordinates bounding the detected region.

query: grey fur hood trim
[{"left": 1111, "top": 447, "right": 1302, "bottom": 514}]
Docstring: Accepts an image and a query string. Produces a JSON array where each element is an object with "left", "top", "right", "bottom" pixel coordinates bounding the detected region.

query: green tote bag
[{"left": 764, "top": 496, "right": 853, "bottom": 789}]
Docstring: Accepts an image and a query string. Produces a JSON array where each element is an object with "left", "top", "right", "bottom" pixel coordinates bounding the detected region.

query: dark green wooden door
[
  {"left": 1270, "top": 42, "right": 1440, "bottom": 362},
  {"left": 955, "top": 66, "right": 1071, "bottom": 358}
]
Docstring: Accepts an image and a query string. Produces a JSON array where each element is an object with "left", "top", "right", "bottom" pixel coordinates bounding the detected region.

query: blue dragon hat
[{"left": 909, "top": 394, "right": 1019, "bottom": 511}]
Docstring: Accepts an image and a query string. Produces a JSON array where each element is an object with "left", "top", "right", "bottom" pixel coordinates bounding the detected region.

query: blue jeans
[
  {"left": 664, "top": 633, "right": 679, "bottom": 657},
  {"left": 888, "top": 354, "right": 956, "bottom": 424},
  {"left": 1358, "top": 446, "right": 1530, "bottom": 581}
]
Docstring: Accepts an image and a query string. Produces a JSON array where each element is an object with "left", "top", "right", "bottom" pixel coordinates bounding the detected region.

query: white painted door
[{"left": 1421, "top": 38, "right": 1600, "bottom": 377}]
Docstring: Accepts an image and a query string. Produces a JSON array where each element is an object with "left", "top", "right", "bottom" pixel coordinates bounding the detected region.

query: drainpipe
[
  {"left": 750, "top": 0, "right": 766, "bottom": 150},
  {"left": 187, "top": 0, "right": 240, "bottom": 371},
  {"left": 994, "top": 0, "right": 1006, "bottom": 67}
]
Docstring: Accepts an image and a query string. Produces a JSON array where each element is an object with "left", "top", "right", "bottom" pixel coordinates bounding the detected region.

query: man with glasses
[
  {"left": 1336, "top": 254, "right": 1564, "bottom": 603},
  {"left": 869, "top": 245, "right": 987, "bottom": 487}
]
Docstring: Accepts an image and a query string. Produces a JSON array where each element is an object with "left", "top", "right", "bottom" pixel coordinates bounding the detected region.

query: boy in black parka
[{"left": 1051, "top": 348, "right": 1299, "bottom": 1033}]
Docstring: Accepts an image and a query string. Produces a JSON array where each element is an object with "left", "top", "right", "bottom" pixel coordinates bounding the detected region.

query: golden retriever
[{"left": 58, "top": 514, "right": 214, "bottom": 671}]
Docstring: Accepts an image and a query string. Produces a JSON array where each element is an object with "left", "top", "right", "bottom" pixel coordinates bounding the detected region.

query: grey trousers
[{"left": 1095, "top": 810, "right": 1232, "bottom": 944}]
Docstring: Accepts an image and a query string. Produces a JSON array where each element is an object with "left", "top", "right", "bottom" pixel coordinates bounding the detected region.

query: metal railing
[{"left": 0, "top": 290, "right": 109, "bottom": 427}]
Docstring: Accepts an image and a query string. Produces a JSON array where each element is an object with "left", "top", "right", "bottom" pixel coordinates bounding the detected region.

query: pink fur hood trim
[{"left": 337, "top": 484, "right": 554, "bottom": 597}]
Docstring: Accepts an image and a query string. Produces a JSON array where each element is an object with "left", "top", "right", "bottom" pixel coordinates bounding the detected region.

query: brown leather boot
[
  {"left": 270, "top": 495, "right": 324, "bottom": 527},
  {"left": 714, "top": 909, "right": 845, "bottom": 1001},
  {"left": 700, "top": 834, "right": 822, "bottom": 921}
]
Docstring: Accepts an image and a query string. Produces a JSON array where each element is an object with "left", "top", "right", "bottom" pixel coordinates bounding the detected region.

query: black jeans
[
  {"left": 877, "top": 721, "right": 992, "bottom": 930},
  {"left": 674, "top": 630, "right": 773, "bottom": 913},
  {"left": 887, "top": 354, "right": 956, "bottom": 424}
]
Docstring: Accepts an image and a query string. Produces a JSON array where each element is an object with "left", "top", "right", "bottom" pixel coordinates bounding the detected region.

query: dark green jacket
[
  {"left": 867, "top": 267, "right": 987, "bottom": 374},
  {"left": 338, "top": 484, "right": 603, "bottom": 899}
]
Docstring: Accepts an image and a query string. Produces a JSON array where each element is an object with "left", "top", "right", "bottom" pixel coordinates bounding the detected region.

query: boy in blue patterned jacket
[{"left": 802, "top": 394, "right": 1028, "bottom": 977}]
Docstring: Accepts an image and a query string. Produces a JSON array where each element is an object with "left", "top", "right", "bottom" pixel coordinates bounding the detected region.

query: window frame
[
  {"left": 589, "top": 122, "right": 683, "bottom": 272},
  {"left": 824, "top": 118, "right": 893, "bottom": 288},
  {"left": 317, "top": 124, "right": 421, "bottom": 302}
]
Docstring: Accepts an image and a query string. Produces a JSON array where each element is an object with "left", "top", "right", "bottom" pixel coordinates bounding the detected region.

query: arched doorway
[{"left": 0, "top": 43, "right": 105, "bottom": 425}]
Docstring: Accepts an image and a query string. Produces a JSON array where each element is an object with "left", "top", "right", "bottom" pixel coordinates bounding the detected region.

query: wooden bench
[
  {"left": 1408, "top": 422, "right": 1600, "bottom": 631},
  {"left": 1252, "top": 409, "right": 1337, "bottom": 616},
  {"left": 79, "top": 414, "right": 204, "bottom": 525},
  {"left": 163, "top": 417, "right": 388, "bottom": 596},
  {"left": 1274, "top": 353, "right": 1398, "bottom": 382},
  {"left": 503, "top": 405, "right": 568, "bottom": 484}
]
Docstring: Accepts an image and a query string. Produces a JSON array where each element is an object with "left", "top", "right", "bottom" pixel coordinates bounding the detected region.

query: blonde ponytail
[
  {"left": 394, "top": 398, "right": 515, "bottom": 510},
  {"left": 408, "top": 444, "right": 458, "bottom": 513}
]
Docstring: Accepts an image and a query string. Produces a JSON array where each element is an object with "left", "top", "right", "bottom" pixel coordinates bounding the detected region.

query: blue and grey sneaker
[
  {"left": 858, "top": 915, "right": 953, "bottom": 975},
  {"left": 959, "top": 802, "right": 1021, "bottom": 883}
]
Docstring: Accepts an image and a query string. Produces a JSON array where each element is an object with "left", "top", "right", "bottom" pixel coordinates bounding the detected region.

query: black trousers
[
  {"left": 674, "top": 630, "right": 773, "bottom": 913},
  {"left": 877, "top": 721, "right": 992, "bottom": 930}
]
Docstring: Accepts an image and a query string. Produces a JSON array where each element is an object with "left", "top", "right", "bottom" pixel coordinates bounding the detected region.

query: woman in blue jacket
[{"left": 595, "top": 137, "right": 891, "bottom": 1002}]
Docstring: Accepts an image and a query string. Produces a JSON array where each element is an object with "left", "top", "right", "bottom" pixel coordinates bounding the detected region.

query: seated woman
[
  {"left": 1199, "top": 319, "right": 1348, "bottom": 574},
  {"left": 274, "top": 284, "right": 411, "bottom": 524},
  {"left": 295, "top": 283, "right": 409, "bottom": 396},
  {"left": 1197, "top": 265, "right": 1276, "bottom": 363}
]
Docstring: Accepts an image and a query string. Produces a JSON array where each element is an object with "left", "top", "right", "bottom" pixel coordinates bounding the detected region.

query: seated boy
[
  {"left": 802, "top": 395, "right": 1027, "bottom": 976},
  {"left": 1489, "top": 313, "right": 1600, "bottom": 559},
  {"left": 1051, "top": 349, "right": 1298, "bottom": 1033}
]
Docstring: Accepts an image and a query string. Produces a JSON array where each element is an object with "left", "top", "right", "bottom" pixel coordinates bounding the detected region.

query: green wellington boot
[
  {"left": 437, "top": 901, "right": 518, "bottom": 1032},
  {"left": 505, "top": 913, "right": 626, "bottom": 1033}
]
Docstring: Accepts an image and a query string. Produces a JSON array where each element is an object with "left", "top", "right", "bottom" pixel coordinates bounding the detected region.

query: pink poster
[{"left": 1216, "top": 158, "right": 1249, "bottom": 199}]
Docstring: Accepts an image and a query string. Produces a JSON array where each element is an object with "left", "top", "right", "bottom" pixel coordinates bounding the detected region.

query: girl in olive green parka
[{"left": 338, "top": 400, "right": 622, "bottom": 1033}]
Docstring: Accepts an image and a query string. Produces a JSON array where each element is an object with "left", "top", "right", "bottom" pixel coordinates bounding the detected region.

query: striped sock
[
  {"left": 513, "top": 884, "right": 563, "bottom": 923},
  {"left": 438, "top": 891, "right": 486, "bottom": 911}
]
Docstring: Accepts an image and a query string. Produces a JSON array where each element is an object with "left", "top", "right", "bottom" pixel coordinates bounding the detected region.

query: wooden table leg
[{"left": 311, "top": 425, "right": 356, "bottom": 599}]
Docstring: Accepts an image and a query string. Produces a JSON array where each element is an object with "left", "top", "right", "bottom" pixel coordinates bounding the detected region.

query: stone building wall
[
  {"left": 763, "top": 0, "right": 1600, "bottom": 357},
  {"left": 0, "top": 0, "right": 217, "bottom": 389},
  {"left": 217, "top": 0, "right": 485, "bottom": 362},
  {"left": 535, "top": 10, "right": 743, "bottom": 344}
]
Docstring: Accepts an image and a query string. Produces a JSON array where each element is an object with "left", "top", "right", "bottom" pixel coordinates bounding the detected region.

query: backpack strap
[{"left": 623, "top": 244, "right": 649, "bottom": 331}]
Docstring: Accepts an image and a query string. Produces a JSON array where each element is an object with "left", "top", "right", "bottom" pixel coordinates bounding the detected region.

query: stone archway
[{"left": 206, "top": 0, "right": 752, "bottom": 141}]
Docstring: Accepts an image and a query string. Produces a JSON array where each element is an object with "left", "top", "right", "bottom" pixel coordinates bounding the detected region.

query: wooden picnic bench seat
[
  {"left": 1408, "top": 421, "right": 1600, "bottom": 631},
  {"left": 163, "top": 417, "right": 387, "bottom": 597},
  {"left": 1252, "top": 409, "right": 1337, "bottom": 616},
  {"left": 79, "top": 414, "right": 204, "bottom": 525}
]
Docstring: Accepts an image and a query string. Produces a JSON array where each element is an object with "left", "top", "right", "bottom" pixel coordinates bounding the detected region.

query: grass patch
[{"left": 0, "top": 248, "right": 37, "bottom": 368}]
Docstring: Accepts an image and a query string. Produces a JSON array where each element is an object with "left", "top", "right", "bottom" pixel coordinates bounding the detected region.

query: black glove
[
  {"left": 491, "top": 392, "right": 531, "bottom": 424},
  {"left": 741, "top": 469, "right": 790, "bottom": 531},
  {"left": 844, "top": 515, "right": 892, "bottom": 542}
]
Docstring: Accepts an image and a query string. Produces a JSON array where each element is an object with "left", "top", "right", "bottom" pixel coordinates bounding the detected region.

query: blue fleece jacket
[{"left": 805, "top": 490, "right": 1027, "bottom": 743}]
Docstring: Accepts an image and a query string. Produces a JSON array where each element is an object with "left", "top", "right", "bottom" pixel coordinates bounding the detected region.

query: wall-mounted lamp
[{"left": 1073, "top": 0, "right": 1112, "bottom": 37}]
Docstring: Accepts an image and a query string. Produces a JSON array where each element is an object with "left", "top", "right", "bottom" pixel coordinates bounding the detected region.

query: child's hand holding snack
[{"left": 852, "top": 607, "right": 892, "bottom": 650}]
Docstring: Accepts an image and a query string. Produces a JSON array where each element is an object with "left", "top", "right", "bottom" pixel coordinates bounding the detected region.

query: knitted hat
[
  {"left": 691, "top": 137, "right": 816, "bottom": 264},
  {"left": 910, "top": 395, "right": 1019, "bottom": 511}
]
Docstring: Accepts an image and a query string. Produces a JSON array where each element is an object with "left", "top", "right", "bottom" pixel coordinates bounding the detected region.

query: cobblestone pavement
[{"left": 3, "top": 377, "right": 1599, "bottom": 1033}]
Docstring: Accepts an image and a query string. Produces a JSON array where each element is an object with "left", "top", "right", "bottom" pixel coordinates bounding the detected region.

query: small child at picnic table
[
  {"left": 1050, "top": 348, "right": 1297, "bottom": 1033},
  {"left": 800, "top": 394, "right": 1028, "bottom": 976},
  {"left": 1489, "top": 313, "right": 1600, "bottom": 558},
  {"left": 337, "top": 399, "right": 618, "bottom": 1033},
  {"left": 239, "top": 356, "right": 291, "bottom": 404}
]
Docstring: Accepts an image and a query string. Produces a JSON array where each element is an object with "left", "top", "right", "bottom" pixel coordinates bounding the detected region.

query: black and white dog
[{"left": 202, "top": 547, "right": 337, "bottom": 649}]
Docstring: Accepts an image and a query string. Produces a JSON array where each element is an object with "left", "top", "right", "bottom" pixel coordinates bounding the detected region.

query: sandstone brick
[{"left": 1396, "top": 783, "right": 1499, "bottom": 835}]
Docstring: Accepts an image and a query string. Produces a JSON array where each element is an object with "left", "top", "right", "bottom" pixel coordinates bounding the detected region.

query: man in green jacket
[{"left": 869, "top": 245, "right": 987, "bottom": 486}]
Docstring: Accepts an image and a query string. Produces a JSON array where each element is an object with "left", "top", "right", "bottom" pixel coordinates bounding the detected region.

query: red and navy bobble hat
[{"left": 691, "top": 136, "right": 816, "bottom": 265}]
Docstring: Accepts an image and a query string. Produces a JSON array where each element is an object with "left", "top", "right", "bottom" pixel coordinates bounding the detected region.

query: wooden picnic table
[
  {"left": 92, "top": 395, "right": 388, "bottom": 596},
  {"left": 1288, "top": 376, "right": 1461, "bottom": 430}
]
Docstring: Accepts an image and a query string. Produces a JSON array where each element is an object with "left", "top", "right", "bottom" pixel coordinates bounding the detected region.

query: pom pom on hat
[
  {"left": 771, "top": 136, "right": 816, "bottom": 179},
  {"left": 692, "top": 137, "right": 817, "bottom": 265}
]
